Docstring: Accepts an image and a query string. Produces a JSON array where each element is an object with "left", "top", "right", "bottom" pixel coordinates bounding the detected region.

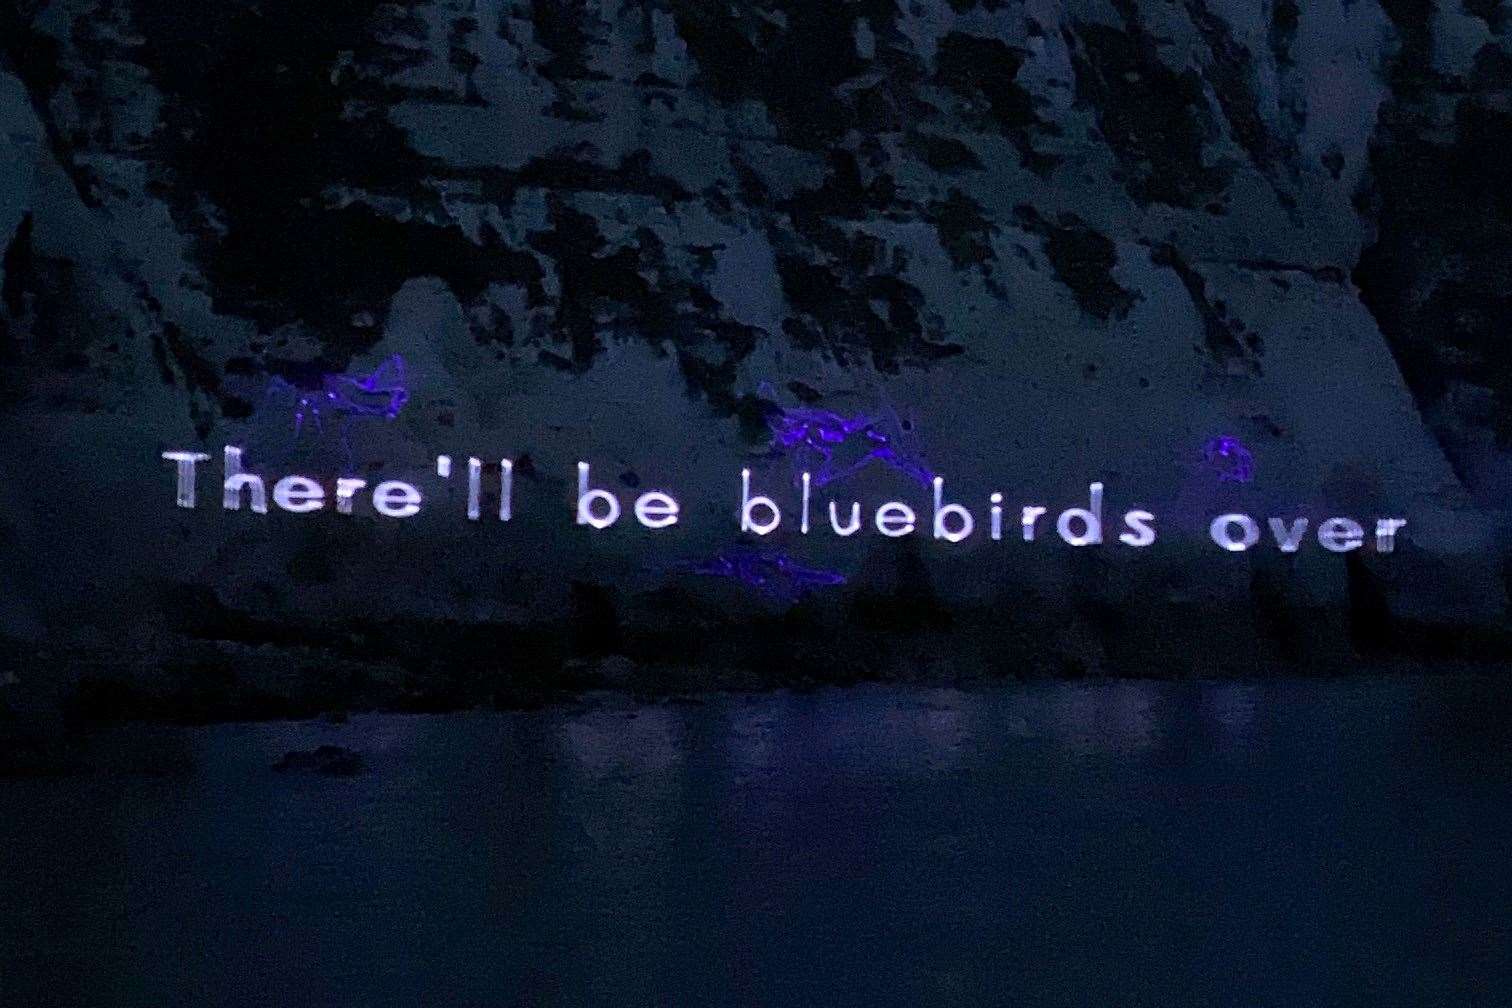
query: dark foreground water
[{"left": 3, "top": 676, "right": 1511, "bottom": 1007}]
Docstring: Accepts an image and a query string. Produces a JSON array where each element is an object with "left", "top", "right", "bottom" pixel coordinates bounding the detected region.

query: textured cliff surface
[{"left": 2, "top": 0, "right": 1510, "bottom": 721}]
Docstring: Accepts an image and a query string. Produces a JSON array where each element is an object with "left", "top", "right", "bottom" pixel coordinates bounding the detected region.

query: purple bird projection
[
  {"left": 762, "top": 389, "right": 933, "bottom": 490},
  {"left": 276, "top": 354, "right": 410, "bottom": 434},
  {"left": 682, "top": 547, "right": 846, "bottom": 598},
  {"left": 262, "top": 355, "right": 410, "bottom": 472},
  {"left": 1204, "top": 435, "right": 1255, "bottom": 483}
]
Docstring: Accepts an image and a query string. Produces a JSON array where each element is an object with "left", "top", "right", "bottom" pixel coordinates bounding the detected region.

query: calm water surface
[{"left": 3, "top": 676, "right": 1511, "bottom": 1006}]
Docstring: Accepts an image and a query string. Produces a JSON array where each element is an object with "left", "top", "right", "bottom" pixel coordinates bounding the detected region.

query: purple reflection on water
[
  {"left": 682, "top": 547, "right": 846, "bottom": 597},
  {"left": 1204, "top": 435, "right": 1254, "bottom": 483}
]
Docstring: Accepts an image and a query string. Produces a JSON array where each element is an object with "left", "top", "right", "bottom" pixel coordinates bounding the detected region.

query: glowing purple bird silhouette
[
  {"left": 1204, "top": 435, "right": 1254, "bottom": 483},
  {"left": 682, "top": 547, "right": 846, "bottom": 597},
  {"left": 259, "top": 355, "right": 410, "bottom": 474},
  {"left": 761, "top": 385, "right": 933, "bottom": 490},
  {"left": 276, "top": 354, "right": 410, "bottom": 435}
]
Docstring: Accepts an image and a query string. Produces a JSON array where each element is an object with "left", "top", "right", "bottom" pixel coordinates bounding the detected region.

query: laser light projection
[{"left": 161, "top": 448, "right": 1408, "bottom": 557}]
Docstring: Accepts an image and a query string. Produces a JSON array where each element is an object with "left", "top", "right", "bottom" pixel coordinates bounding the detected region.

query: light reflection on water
[{"left": 2, "top": 675, "right": 1510, "bottom": 1007}]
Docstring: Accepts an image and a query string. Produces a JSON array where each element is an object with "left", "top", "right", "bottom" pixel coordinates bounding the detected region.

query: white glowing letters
[
  {"left": 932, "top": 477, "right": 973, "bottom": 543},
  {"left": 739, "top": 471, "right": 1159, "bottom": 547},
  {"left": 164, "top": 447, "right": 427, "bottom": 518},
  {"left": 577, "top": 463, "right": 680, "bottom": 530},
  {"left": 1209, "top": 514, "right": 1404, "bottom": 553},
  {"left": 162, "top": 449, "right": 1408, "bottom": 554}
]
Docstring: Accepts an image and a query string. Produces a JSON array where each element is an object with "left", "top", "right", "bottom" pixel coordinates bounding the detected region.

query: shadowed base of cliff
[{"left": 3, "top": 551, "right": 1511, "bottom": 774}]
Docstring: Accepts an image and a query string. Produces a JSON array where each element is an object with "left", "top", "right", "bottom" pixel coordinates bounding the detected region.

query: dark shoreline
[
  {"left": 5, "top": 677, "right": 1512, "bottom": 1007},
  {"left": 5, "top": 634, "right": 1511, "bottom": 780}
]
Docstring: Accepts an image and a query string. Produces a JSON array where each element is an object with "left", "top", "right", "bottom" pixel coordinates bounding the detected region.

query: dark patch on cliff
[
  {"left": 1356, "top": 75, "right": 1512, "bottom": 462},
  {"left": 768, "top": 152, "right": 962, "bottom": 369},
  {"left": 1464, "top": 0, "right": 1508, "bottom": 32},
  {"left": 1016, "top": 206, "right": 1137, "bottom": 321},
  {"left": 10, "top": 0, "right": 975, "bottom": 415},
  {"left": 782, "top": 150, "right": 902, "bottom": 225},
  {"left": 527, "top": 198, "right": 651, "bottom": 369},
  {"left": 666, "top": 0, "right": 914, "bottom": 146},
  {"left": 2, "top": 248, "right": 84, "bottom": 361},
  {"left": 1151, "top": 244, "right": 1262, "bottom": 374},
  {"left": 2, "top": 212, "right": 34, "bottom": 318},
  {"left": 530, "top": 0, "right": 608, "bottom": 81},
  {"left": 160, "top": 322, "right": 220, "bottom": 396},
  {"left": 1270, "top": 0, "right": 1300, "bottom": 68},
  {"left": 525, "top": 195, "right": 761, "bottom": 411},
  {"left": 1375, "top": 0, "right": 1441, "bottom": 92},
  {"left": 0, "top": 7, "right": 101, "bottom": 207},
  {"left": 0, "top": 8, "right": 64, "bottom": 98},
  {"left": 927, "top": 190, "right": 995, "bottom": 272},
  {"left": 1470, "top": 41, "right": 1512, "bottom": 89},
  {"left": 161, "top": 321, "right": 233, "bottom": 437},
  {"left": 776, "top": 240, "right": 963, "bottom": 372},
  {"left": 0, "top": 213, "right": 32, "bottom": 362},
  {"left": 933, "top": 32, "right": 1058, "bottom": 172},
  {"left": 464, "top": 148, "right": 692, "bottom": 210},
  {"left": 902, "top": 131, "right": 984, "bottom": 174},
  {"left": 446, "top": 15, "right": 485, "bottom": 105},
  {"left": 1182, "top": 0, "right": 1287, "bottom": 179},
  {"left": 1070, "top": 21, "right": 1228, "bottom": 207},
  {"left": 124, "top": 0, "right": 541, "bottom": 366},
  {"left": 1231, "top": 259, "right": 1346, "bottom": 285}
]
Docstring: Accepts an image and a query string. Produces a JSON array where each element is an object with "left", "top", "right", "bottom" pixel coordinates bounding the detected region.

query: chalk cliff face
[{"left": 1, "top": 0, "right": 1509, "bottom": 711}]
